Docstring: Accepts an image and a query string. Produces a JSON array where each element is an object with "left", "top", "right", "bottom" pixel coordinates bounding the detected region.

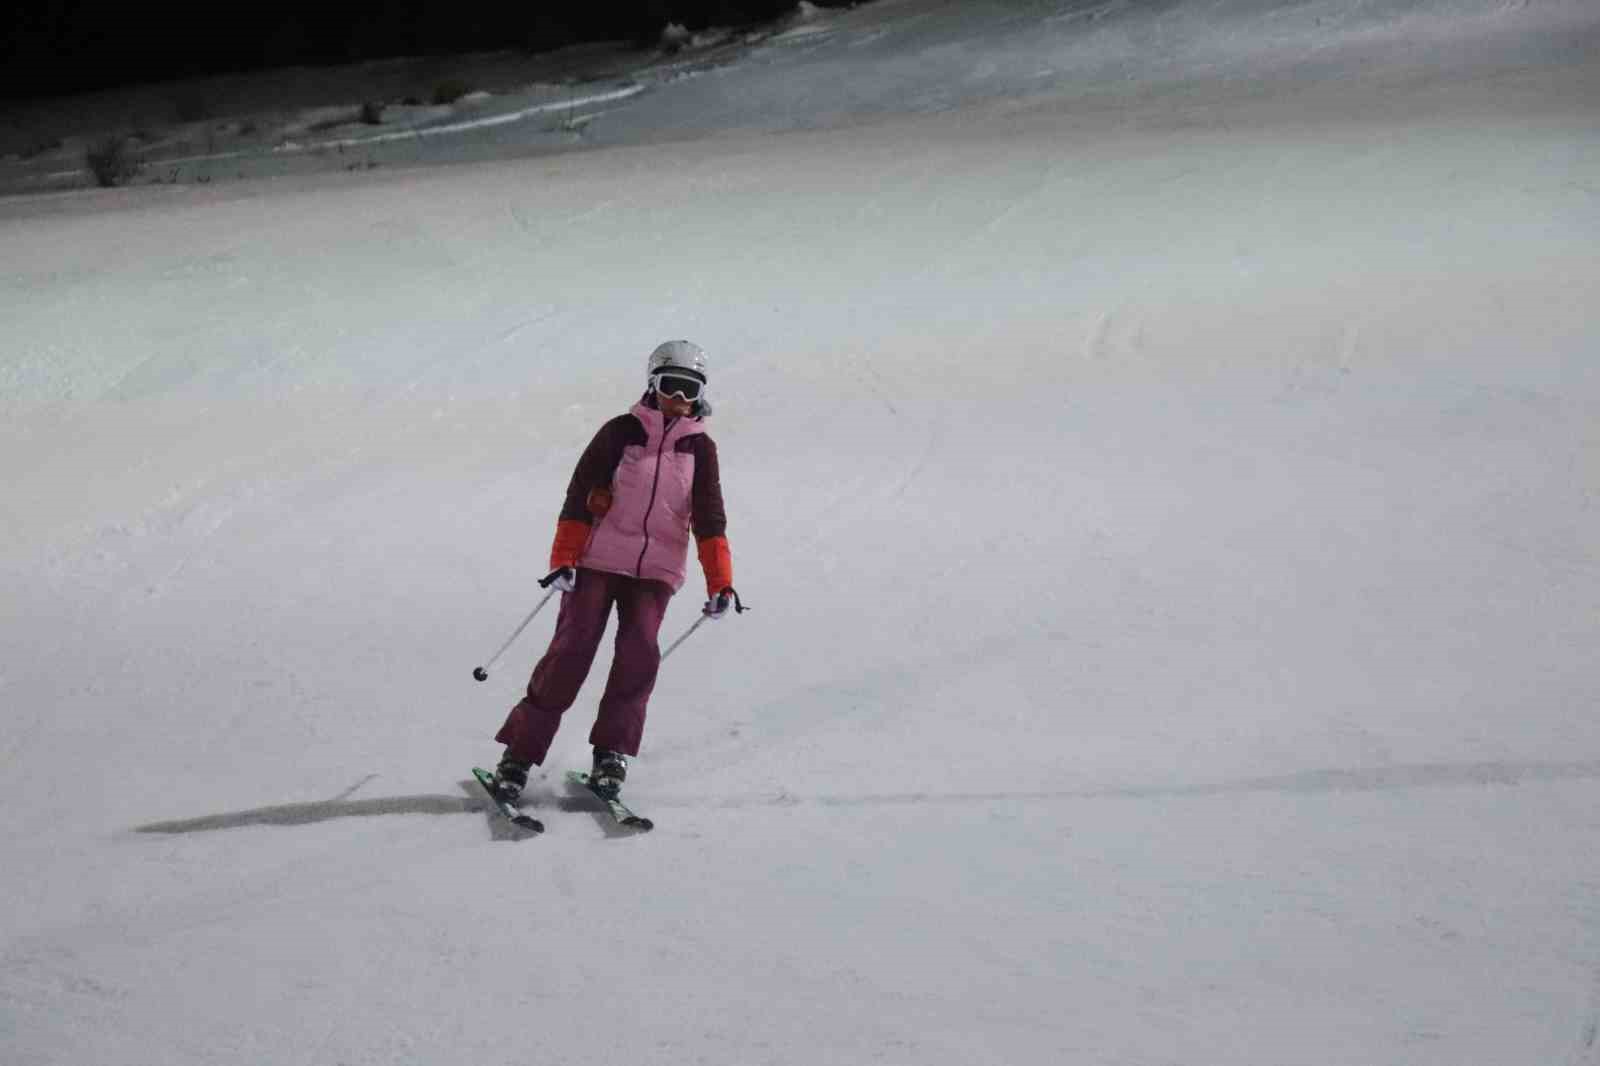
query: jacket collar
[{"left": 631, "top": 400, "right": 706, "bottom": 445}]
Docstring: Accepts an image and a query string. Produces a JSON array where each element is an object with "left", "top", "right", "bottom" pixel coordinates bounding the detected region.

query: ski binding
[
  {"left": 472, "top": 767, "right": 544, "bottom": 834},
  {"left": 566, "top": 770, "right": 654, "bottom": 831}
]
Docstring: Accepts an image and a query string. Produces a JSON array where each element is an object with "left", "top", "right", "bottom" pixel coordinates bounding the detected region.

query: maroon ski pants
[{"left": 495, "top": 567, "right": 674, "bottom": 765}]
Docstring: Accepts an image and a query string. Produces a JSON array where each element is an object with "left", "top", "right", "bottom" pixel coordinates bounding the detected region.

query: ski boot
[
  {"left": 590, "top": 748, "right": 628, "bottom": 800},
  {"left": 492, "top": 755, "right": 530, "bottom": 802}
]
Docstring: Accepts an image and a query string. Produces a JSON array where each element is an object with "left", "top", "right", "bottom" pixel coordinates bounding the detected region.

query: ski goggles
[{"left": 652, "top": 371, "right": 704, "bottom": 402}]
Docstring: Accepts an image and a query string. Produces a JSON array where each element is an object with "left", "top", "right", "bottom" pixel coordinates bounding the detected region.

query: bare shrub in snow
[
  {"left": 661, "top": 23, "right": 691, "bottom": 54},
  {"left": 433, "top": 80, "right": 474, "bottom": 105},
  {"left": 84, "top": 135, "right": 143, "bottom": 187}
]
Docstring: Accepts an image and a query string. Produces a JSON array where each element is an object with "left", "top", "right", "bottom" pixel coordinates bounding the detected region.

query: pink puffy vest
[{"left": 579, "top": 402, "right": 706, "bottom": 592}]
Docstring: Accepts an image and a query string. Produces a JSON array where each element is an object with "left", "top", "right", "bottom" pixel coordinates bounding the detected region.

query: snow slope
[{"left": 3, "top": 1, "right": 1599, "bottom": 1063}]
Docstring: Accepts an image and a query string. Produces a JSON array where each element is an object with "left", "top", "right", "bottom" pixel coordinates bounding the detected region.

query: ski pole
[
  {"left": 473, "top": 586, "right": 559, "bottom": 682},
  {"left": 660, "top": 615, "right": 709, "bottom": 664},
  {"left": 660, "top": 590, "right": 748, "bottom": 665}
]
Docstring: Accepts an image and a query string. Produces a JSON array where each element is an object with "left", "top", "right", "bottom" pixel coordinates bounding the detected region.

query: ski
[
  {"left": 471, "top": 767, "right": 544, "bottom": 834},
  {"left": 565, "top": 770, "right": 654, "bottom": 831}
]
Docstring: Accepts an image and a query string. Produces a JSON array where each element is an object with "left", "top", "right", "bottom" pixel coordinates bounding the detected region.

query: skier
[{"left": 488, "top": 340, "right": 742, "bottom": 804}]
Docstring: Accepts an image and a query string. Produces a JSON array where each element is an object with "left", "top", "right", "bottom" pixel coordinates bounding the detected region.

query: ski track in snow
[{"left": 1580, "top": 968, "right": 1600, "bottom": 1065}]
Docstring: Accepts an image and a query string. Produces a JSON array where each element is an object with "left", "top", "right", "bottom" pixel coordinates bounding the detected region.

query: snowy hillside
[{"left": 3, "top": 1, "right": 1599, "bottom": 1063}]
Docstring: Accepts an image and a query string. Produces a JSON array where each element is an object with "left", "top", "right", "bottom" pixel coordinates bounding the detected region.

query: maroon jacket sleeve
[
  {"left": 559, "top": 414, "right": 644, "bottom": 524},
  {"left": 688, "top": 435, "right": 726, "bottom": 539}
]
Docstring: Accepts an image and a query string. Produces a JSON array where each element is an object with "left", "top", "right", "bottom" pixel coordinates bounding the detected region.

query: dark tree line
[{"left": 3, "top": 1, "right": 859, "bottom": 101}]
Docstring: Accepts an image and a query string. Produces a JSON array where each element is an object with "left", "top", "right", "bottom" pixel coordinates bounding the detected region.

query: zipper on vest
[{"left": 635, "top": 418, "right": 673, "bottom": 577}]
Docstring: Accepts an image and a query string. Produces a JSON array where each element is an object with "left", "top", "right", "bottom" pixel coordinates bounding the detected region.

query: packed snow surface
[{"left": 2, "top": 1, "right": 1598, "bottom": 1063}]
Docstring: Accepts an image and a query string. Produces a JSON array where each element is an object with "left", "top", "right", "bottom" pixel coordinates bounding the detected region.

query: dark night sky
[{"left": 3, "top": 1, "right": 856, "bottom": 101}]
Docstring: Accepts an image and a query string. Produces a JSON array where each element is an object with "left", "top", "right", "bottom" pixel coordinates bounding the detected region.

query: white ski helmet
[
  {"left": 647, "top": 339, "right": 708, "bottom": 380},
  {"left": 646, "top": 340, "right": 712, "bottom": 415}
]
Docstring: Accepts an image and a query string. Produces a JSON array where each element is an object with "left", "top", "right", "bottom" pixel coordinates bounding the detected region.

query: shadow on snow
[
  {"left": 133, "top": 779, "right": 492, "bottom": 835},
  {"left": 129, "top": 760, "right": 1600, "bottom": 835}
]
